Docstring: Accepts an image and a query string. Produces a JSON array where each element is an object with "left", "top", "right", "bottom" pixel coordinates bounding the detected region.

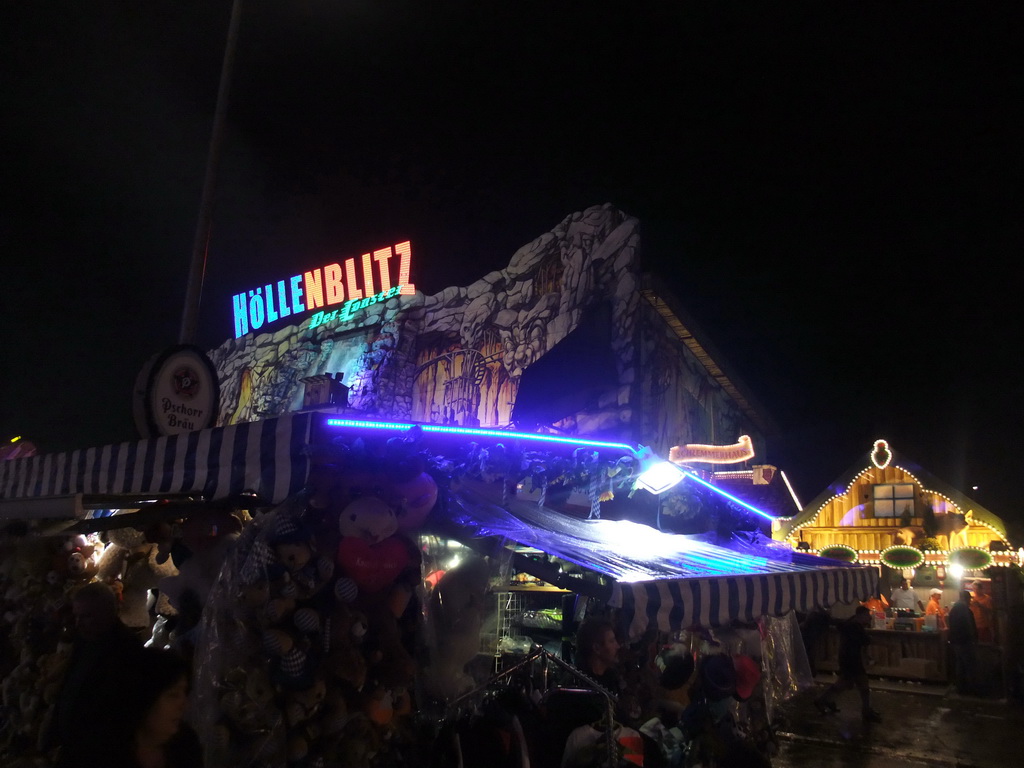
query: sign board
[
  {"left": 133, "top": 345, "right": 220, "bottom": 437},
  {"left": 230, "top": 240, "right": 416, "bottom": 338}
]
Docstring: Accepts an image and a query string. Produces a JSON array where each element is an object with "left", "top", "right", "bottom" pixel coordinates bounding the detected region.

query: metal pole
[{"left": 179, "top": 0, "right": 244, "bottom": 344}]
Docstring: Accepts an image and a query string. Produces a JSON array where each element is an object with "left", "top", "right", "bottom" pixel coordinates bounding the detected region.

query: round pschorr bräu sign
[{"left": 135, "top": 345, "right": 220, "bottom": 437}]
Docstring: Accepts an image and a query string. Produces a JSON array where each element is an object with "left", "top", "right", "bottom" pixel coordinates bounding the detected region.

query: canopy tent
[
  {"left": 0, "top": 413, "right": 313, "bottom": 520},
  {"left": 448, "top": 480, "right": 876, "bottom": 640},
  {"left": 2, "top": 413, "right": 876, "bottom": 639}
]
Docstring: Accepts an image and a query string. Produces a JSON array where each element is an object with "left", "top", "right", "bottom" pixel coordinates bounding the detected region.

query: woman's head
[{"left": 125, "top": 648, "right": 191, "bottom": 746}]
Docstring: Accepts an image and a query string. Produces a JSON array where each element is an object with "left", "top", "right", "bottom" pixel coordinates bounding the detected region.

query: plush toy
[
  {"left": 324, "top": 638, "right": 369, "bottom": 693},
  {"left": 263, "top": 627, "right": 313, "bottom": 690},
  {"left": 219, "top": 666, "right": 277, "bottom": 736},
  {"left": 390, "top": 471, "right": 439, "bottom": 533},
  {"left": 333, "top": 713, "right": 380, "bottom": 768},
  {"left": 240, "top": 580, "right": 271, "bottom": 609},
  {"left": 97, "top": 525, "right": 177, "bottom": 633},
  {"left": 337, "top": 496, "right": 398, "bottom": 544},
  {"left": 65, "top": 554, "right": 92, "bottom": 584},
  {"left": 275, "top": 538, "right": 314, "bottom": 574},
  {"left": 47, "top": 533, "right": 101, "bottom": 589},
  {"left": 361, "top": 684, "right": 395, "bottom": 726},
  {"left": 361, "top": 598, "right": 416, "bottom": 690},
  {"left": 321, "top": 602, "right": 369, "bottom": 692},
  {"left": 285, "top": 677, "right": 327, "bottom": 728},
  {"left": 36, "top": 647, "right": 71, "bottom": 710},
  {"left": 335, "top": 494, "right": 414, "bottom": 600},
  {"left": 266, "top": 577, "right": 298, "bottom": 625},
  {"left": 266, "top": 514, "right": 334, "bottom": 600},
  {"left": 320, "top": 687, "right": 350, "bottom": 739}
]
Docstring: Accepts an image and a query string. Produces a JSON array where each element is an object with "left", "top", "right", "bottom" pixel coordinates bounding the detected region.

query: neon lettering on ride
[{"left": 230, "top": 241, "right": 416, "bottom": 338}]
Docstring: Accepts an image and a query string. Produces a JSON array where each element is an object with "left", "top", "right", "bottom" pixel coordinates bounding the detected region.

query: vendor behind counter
[{"left": 890, "top": 578, "right": 923, "bottom": 612}]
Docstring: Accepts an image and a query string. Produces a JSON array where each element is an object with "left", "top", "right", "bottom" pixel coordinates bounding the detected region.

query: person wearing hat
[
  {"left": 814, "top": 605, "right": 882, "bottom": 723},
  {"left": 925, "top": 588, "right": 947, "bottom": 629}
]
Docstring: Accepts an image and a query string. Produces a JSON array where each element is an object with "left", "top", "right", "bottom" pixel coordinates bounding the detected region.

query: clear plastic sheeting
[
  {"left": 447, "top": 481, "right": 877, "bottom": 639},
  {"left": 757, "top": 613, "right": 814, "bottom": 723},
  {"left": 190, "top": 512, "right": 288, "bottom": 768},
  {"left": 451, "top": 481, "right": 815, "bottom": 582},
  {"left": 417, "top": 536, "right": 509, "bottom": 703},
  {"left": 189, "top": 492, "right": 426, "bottom": 768}
]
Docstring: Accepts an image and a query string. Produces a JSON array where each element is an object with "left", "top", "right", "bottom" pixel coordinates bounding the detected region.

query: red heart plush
[{"left": 337, "top": 535, "right": 410, "bottom": 594}]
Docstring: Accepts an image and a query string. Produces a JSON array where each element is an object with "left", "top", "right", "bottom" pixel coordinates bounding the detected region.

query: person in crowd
[
  {"left": 110, "top": 648, "right": 203, "bottom": 768},
  {"left": 970, "top": 581, "right": 995, "bottom": 643},
  {"left": 574, "top": 616, "right": 623, "bottom": 693},
  {"left": 41, "top": 581, "right": 144, "bottom": 767},
  {"left": 890, "top": 578, "right": 923, "bottom": 612},
  {"left": 947, "top": 590, "right": 978, "bottom": 696},
  {"left": 798, "top": 608, "right": 832, "bottom": 676},
  {"left": 861, "top": 591, "right": 889, "bottom": 614},
  {"left": 925, "top": 588, "right": 947, "bottom": 629},
  {"left": 814, "top": 605, "right": 882, "bottom": 723}
]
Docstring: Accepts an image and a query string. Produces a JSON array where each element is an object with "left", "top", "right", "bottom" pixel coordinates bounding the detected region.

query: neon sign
[
  {"left": 669, "top": 435, "right": 755, "bottom": 465},
  {"left": 231, "top": 241, "right": 416, "bottom": 338}
]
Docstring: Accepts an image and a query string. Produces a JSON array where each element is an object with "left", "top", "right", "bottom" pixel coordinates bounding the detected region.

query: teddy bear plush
[
  {"left": 262, "top": 627, "right": 314, "bottom": 690},
  {"left": 266, "top": 513, "right": 335, "bottom": 601},
  {"left": 44, "top": 534, "right": 101, "bottom": 590},
  {"left": 284, "top": 677, "right": 327, "bottom": 728},
  {"left": 218, "top": 665, "right": 277, "bottom": 737},
  {"left": 97, "top": 523, "right": 177, "bottom": 634}
]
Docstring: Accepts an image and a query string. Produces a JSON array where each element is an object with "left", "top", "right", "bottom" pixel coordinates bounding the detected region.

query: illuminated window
[{"left": 873, "top": 483, "right": 915, "bottom": 518}]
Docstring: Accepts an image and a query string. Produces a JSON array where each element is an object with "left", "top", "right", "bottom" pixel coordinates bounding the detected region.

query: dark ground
[{"left": 773, "top": 676, "right": 1022, "bottom": 767}]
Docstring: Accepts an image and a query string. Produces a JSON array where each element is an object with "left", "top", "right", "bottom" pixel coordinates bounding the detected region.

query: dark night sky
[{"left": 2, "top": 3, "right": 1021, "bottom": 534}]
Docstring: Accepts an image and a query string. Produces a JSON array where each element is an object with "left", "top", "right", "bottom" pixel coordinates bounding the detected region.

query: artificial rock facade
[{"left": 209, "top": 204, "right": 758, "bottom": 454}]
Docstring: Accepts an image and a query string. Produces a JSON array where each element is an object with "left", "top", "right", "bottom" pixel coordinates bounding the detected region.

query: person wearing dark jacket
[
  {"left": 41, "top": 581, "right": 145, "bottom": 768},
  {"left": 948, "top": 590, "right": 978, "bottom": 695},
  {"left": 814, "top": 606, "right": 882, "bottom": 722}
]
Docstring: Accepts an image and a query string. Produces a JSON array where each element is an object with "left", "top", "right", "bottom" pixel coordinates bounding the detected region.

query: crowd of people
[
  {"left": 800, "top": 576, "right": 998, "bottom": 724},
  {"left": 21, "top": 565, "right": 1001, "bottom": 767}
]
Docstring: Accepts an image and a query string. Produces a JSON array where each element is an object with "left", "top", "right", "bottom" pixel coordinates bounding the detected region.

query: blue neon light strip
[
  {"left": 682, "top": 470, "right": 775, "bottom": 520},
  {"left": 323, "top": 418, "right": 636, "bottom": 453}
]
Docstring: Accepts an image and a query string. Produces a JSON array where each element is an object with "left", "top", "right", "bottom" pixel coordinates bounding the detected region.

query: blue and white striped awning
[
  {"left": 0, "top": 414, "right": 313, "bottom": 515},
  {"left": 611, "top": 565, "right": 876, "bottom": 641},
  {"left": 449, "top": 481, "right": 877, "bottom": 640}
]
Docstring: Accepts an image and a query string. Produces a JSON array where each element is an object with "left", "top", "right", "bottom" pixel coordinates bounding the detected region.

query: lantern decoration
[
  {"left": 880, "top": 544, "right": 924, "bottom": 570},
  {"left": 948, "top": 546, "right": 993, "bottom": 572},
  {"left": 818, "top": 544, "right": 858, "bottom": 563}
]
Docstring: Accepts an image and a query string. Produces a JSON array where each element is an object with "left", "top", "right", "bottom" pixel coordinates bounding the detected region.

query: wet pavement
[{"left": 772, "top": 677, "right": 1022, "bottom": 767}]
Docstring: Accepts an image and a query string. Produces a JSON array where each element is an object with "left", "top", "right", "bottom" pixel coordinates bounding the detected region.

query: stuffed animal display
[
  {"left": 193, "top": 441, "right": 435, "bottom": 768},
  {"left": 96, "top": 521, "right": 178, "bottom": 636},
  {"left": 0, "top": 527, "right": 104, "bottom": 758}
]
